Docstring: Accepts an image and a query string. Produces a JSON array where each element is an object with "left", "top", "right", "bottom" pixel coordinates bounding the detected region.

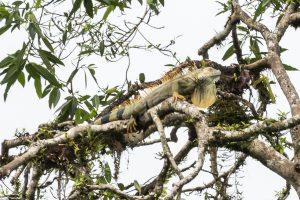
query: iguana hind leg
[
  {"left": 127, "top": 115, "right": 137, "bottom": 133},
  {"left": 172, "top": 91, "right": 185, "bottom": 102}
]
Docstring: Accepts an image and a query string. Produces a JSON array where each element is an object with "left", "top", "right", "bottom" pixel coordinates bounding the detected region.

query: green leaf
[
  {"left": 117, "top": 183, "right": 125, "bottom": 191},
  {"left": 38, "top": 49, "right": 64, "bottom": 66},
  {"left": 42, "top": 50, "right": 64, "bottom": 66},
  {"left": 159, "top": 0, "right": 164, "bottom": 6},
  {"left": 253, "top": 0, "right": 270, "bottom": 21},
  {"left": 88, "top": 67, "right": 99, "bottom": 85},
  {"left": 99, "top": 41, "right": 105, "bottom": 56},
  {"left": 15, "top": 43, "right": 26, "bottom": 67},
  {"left": 250, "top": 38, "right": 262, "bottom": 59},
  {"left": 237, "top": 25, "right": 249, "bottom": 33},
  {"left": 49, "top": 87, "right": 61, "bottom": 108},
  {"left": 68, "top": 0, "right": 83, "bottom": 20},
  {"left": 30, "top": 63, "right": 60, "bottom": 87},
  {"left": 17, "top": 71, "right": 25, "bottom": 87},
  {"left": 0, "top": 55, "right": 14, "bottom": 69},
  {"left": 222, "top": 45, "right": 234, "bottom": 61},
  {"left": 13, "top": 1, "right": 23, "bottom": 6},
  {"left": 62, "top": 30, "right": 67, "bottom": 45},
  {"left": 3, "top": 81, "right": 13, "bottom": 101},
  {"left": 139, "top": 73, "right": 145, "bottom": 83},
  {"left": 283, "top": 64, "right": 298, "bottom": 71},
  {"left": 75, "top": 108, "right": 81, "bottom": 124},
  {"left": 56, "top": 98, "right": 73, "bottom": 121},
  {"left": 42, "top": 84, "right": 52, "bottom": 98},
  {"left": 25, "top": 63, "right": 40, "bottom": 79},
  {"left": 38, "top": 49, "right": 52, "bottom": 69},
  {"left": 103, "top": 5, "right": 115, "bottom": 21},
  {"left": 28, "top": 23, "right": 36, "bottom": 40},
  {"left": 67, "top": 68, "right": 79, "bottom": 84},
  {"left": 34, "top": 76, "right": 42, "bottom": 98},
  {"left": 84, "top": 100, "right": 94, "bottom": 111},
  {"left": 1, "top": 65, "right": 19, "bottom": 84},
  {"left": 104, "top": 163, "right": 112, "bottom": 183},
  {"left": 0, "top": 24, "right": 11, "bottom": 35},
  {"left": 134, "top": 180, "right": 141, "bottom": 195},
  {"left": 137, "top": 0, "right": 143, "bottom": 5},
  {"left": 84, "top": 0, "right": 93, "bottom": 18},
  {"left": 91, "top": 95, "right": 100, "bottom": 109},
  {"left": 0, "top": 7, "right": 9, "bottom": 17},
  {"left": 35, "top": 0, "right": 42, "bottom": 9},
  {"left": 42, "top": 37, "right": 54, "bottom": 52}
]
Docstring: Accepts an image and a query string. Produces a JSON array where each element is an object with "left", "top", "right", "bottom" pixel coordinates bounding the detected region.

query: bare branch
[
  {"left": 232, "top": 24, "right": 244, "bottom": 64},
  {"left": 243, "top": 57, "right": 269, "bottom": 70},
  {"left": 232, "top": 0, "right": 271, "bottom": 39},
  {"left": 214, "top": 114, "right": 300, "bottom": 142},
  {"left": 135, "top": 138, "right": 172, "bottom": 147},
  {"left": 165, "top": 120, "right": 208, "bottom": 200},
  {"left": 183, "top": 154, "right": 247, "bottom": 192},
  {"left": 198, "top": 13, "right": 239, "bottom": 58},
  {"left": 87, "top": 184, "right": 152, "bottom": 200},
  {"left": 149, "top": 109, "right": 184, "bottom": 179}
]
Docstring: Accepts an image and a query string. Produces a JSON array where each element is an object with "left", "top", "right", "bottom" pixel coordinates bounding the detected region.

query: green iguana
[{"left": 94, "top": 67, "right": 221, "bottom": 132}]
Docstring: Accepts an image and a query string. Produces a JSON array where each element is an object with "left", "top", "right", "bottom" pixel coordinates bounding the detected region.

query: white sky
[{"left": 0, "top": 0, "right": 300, "bottom": 199}]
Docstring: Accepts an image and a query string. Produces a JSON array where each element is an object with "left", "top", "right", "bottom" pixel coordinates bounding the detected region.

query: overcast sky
[{"left": 0, "top": 0, "right": 300, "bottom": 199}]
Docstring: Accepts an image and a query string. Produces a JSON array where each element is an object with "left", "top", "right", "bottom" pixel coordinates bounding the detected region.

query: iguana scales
[{"left": 94, "top": 67, "right": 221, "bottom": 132}]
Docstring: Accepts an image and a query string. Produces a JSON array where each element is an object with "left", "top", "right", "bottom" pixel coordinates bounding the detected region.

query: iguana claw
[
  {"left": 172, "top": 91, "right": 185, "bottom": 102},
  {"left": 127, "top": 115, "right": 137, "bottom": 133}
]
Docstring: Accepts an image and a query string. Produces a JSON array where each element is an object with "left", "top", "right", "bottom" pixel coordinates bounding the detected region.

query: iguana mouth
[{"left": 211, "top": 70, "right": 222, "bottom": 82}]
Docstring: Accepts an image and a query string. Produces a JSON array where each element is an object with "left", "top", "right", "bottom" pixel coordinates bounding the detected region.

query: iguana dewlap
[{"left": 94, "top": 67, "right": 221, "bottom": 132}]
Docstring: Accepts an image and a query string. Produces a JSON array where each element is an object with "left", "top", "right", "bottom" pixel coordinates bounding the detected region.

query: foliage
[{"left": 0, "top": 0, "right": 166, "bottom": 124}]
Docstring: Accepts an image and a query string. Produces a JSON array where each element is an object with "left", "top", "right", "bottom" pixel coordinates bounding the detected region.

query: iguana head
[
  {"left": 196, "top": 67, "right": 221, "bottom": 83},
  {"left": 191, "top": 67, "right": 221, "bottom": 108}
]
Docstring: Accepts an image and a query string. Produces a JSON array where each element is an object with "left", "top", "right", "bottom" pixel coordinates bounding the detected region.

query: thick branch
[
  {"left": 289, "top": 12, "right": 300, "bottom": 24},
  {"left": 26, "top": 166, "right": 42, "bottom": 200},
  {"left": 239, "top": 139, "right": 297, "bottom": 182},
  {"left": 274, "top": 3, "right": 297, "bottom": 41}
]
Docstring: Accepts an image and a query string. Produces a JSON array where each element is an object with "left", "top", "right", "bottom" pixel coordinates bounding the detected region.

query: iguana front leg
[
  {"left": 172, "top": 91, "right": 186, "bottom": 102},
  {"left": 127, "top": 115, "right": 137, "bottom": 133}
]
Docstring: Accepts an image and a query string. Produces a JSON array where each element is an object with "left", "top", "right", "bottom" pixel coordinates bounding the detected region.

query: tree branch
[
  {"left": 149, "top": 109, "right": 184, "bottom": 179},
  {"left": 232, "top": 0, "right": 271, "bottom": 39},
  {"left": 274, "top": 3, "right": 297, "bottom": 41},
  {"left": 165, "top": 120, "right": 208, "bottom": 200},
  {"left": 232, "top": 24, "right": 244, "bottom": 64},
  {"left": 26, "top": 166, "right": 42, "bottom": 200},
  {"left": 87, "top": 184, "right": 152, "bottom": 200},
  {"left": 183, "top": 154, "right": 247, "bottom": 192},
  {"left": 198, "top": 12, "right": 239, "bottom": 58}
]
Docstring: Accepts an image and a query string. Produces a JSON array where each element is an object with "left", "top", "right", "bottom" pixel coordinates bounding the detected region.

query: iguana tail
[{"left": 94, "top": 104, "right": 135, "bottom": 125}]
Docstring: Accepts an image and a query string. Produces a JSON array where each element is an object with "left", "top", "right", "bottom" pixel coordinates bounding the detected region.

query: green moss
[{"left": 207, "top": 99, "right": 250, "bottom": 127}]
